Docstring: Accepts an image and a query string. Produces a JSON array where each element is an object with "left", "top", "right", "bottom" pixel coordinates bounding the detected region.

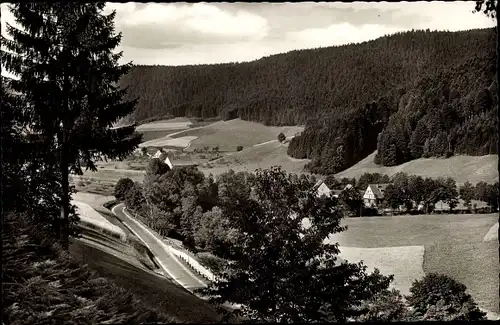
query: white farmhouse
[
  {"left": 313, "top": 180, "right": 348, "bottom": 198},
  {"left": 363, "top": 183, "right": 389, "bottom": 207},
  {"left": 314, "top": 180, "right": 333, "bottom": 198}
]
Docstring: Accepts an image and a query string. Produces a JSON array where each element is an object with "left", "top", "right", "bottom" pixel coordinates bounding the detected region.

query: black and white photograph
[{"left": 1, "top": 1, "right": 499, "bottom": 323}]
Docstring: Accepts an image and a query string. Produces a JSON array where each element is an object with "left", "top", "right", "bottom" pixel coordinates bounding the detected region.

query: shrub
[
  {"left": 197, "top": 252, "right": 228, "bottom": 275},
  {"left": 406, "top": 273, "right": 486, "bottom": 321},
  {"left": 277, "top": 132, "right": 286, "bottom": 143},
  {"left": 236, "top": 145, "right": 243, "bottom": 152},
  {"left": 353, "top": 289, "right": 409, "bottom": 322},
  {"left": 114, "top": 178, "right": 135, "bottom": 201}
]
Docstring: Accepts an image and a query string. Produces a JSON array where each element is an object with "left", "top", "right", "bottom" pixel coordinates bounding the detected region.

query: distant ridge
[{"left": 119, "top": 28, "right": 497, "bottom": 175}]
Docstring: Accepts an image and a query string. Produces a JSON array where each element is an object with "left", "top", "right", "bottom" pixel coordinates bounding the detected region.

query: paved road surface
[{"left": 112, "top": 203, "right": 209, "bottom": 292}]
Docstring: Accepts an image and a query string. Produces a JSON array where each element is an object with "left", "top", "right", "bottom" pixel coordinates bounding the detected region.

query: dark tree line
[
  {"left": 323, "top": 172, "right": 499, "bottom": 215},
  {"left": 119, "top": 29, "right": 496, "bottom": 174}
]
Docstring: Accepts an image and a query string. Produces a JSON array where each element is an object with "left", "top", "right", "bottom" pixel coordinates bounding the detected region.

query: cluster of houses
[
  {"left": 312, "top": 180, "right": 484, "bottom": 215},
  {"left": 313, "top": 179, "right": 384, "bottom": 206}
]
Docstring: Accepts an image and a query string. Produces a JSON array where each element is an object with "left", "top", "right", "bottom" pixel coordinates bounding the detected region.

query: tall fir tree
[{"left": 2, "top": 3, "right": 142, "bottom": 249}]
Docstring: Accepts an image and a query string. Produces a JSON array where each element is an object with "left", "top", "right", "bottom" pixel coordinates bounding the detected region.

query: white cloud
[
  {"left": 1, "top": 2, "right": 496, "bottom": 70},
  {"left": 286, "top": 23, "right": 404, "bottom": 46},
  {"left": 108, "top": 3, "right": 269, "bottom": 48}
]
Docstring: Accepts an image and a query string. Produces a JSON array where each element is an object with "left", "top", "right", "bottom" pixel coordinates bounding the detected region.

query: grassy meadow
[
  {"left": 321, "top": 213, "right": 499, "bottom": 314},
  {"left": 336, "top": 150, "right": 499, "bottom": 185},
  {"left": 199, "top": 140, "right": 310, "bottom": 176},
  {"left": 171, "top": 119, "right": 304, "bottom": 152}
]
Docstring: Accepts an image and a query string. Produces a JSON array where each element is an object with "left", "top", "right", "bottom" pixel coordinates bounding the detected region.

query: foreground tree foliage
[
  {"left": 196, "top": 167, "right": 394, "bottom": 322},
  {"left": 2, "top": 3, "right": 142, "bottom": 248},
  {"left": 406, "top": 273, "right": 487, "bottom": 321}
]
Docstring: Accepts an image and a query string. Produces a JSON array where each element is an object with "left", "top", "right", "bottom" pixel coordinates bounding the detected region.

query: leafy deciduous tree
[{"left": 197, "top": 166, "right": 394, "bottom": 322}]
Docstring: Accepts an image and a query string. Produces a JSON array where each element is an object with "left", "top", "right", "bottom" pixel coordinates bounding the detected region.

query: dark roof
[
  {"left": 332, "top": 189, "right": 342, "bottom": 196},
  {"left": 367, "top": 183, "right": 390, "bottom": 199},
  {"left": 313, "top": 179, "right": 325, "bottom": 190}
]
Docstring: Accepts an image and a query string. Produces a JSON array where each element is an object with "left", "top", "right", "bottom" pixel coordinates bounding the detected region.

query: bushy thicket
[{"left": 120, "top": 29, "right": 497, "bottom": 174}]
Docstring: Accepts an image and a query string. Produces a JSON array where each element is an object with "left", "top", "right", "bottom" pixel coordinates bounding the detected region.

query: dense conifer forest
[{"left": 120, "top": 28, "right": 497, "bottom": 174}]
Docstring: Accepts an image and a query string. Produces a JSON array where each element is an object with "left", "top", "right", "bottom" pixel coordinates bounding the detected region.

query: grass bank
[{"left": 2, "top": 213, "right": 184, "bottom": 324}]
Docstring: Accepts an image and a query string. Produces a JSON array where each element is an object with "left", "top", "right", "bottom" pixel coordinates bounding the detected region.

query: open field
[
  {"left": 339, "top": 246, "right": 425, "bottom": 295},
  {"left": 313, "top": 213, "right": 498, "bottom": 314},
  {"left": 336, "top": 151, "right": 498, "bottom": 185},
  {"left": 326, "top": 213, "right": 497, "bottom": 247},
  {"left": 136, "top": 117, "right": 219, "bottom": 143},
  {"left": 72, "top": 177, "right": 116, "bottom": 196},
  {"left": 199, "top": 140, "right": 310, "bottom": 176},
  {"left": 73, "top": 191, "right": 115, "bottom": 208},
  {"left": 139, "top": 136, "right": 198, "bottom": 149},
  {"left": 424, "top": 241, "right": 498, "bottom": 314},
  {"left": 170, "top": 119, "right": 304, "bottom": 152},
  {"left": 136, "top": 118, "right": 193, "bottom": 142}
]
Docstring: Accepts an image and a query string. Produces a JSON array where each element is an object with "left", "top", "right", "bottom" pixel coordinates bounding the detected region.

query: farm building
[
  {"left": 313, "top": 180, "right": 353, "bottom": 198},
  {"left": 313, "top": 180, "right": 333, "bottom": 198},
  {"left": 148, "top": 150, "right": 197, "bottom": 170},
  {"left": 363, "top": 183, "right": 390, "bottom": 208}
]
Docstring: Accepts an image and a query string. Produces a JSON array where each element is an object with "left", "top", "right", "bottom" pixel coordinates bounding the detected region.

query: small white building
[
  {"left": 152, "top": 149, "right": 163, "bottom": 159},
  {"left": 313, "top": 180, "right": 350, "bottom": 198},
  {"left": 163, "top": 155, "right": 173, "bottom": 169},
  {"left": 314, "top": 180, "right": 333, "bottom": 198}
]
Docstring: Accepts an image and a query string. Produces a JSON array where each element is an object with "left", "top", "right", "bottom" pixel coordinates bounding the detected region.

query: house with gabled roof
[
  {"left": 363, "top": 183, "right": 390, "bottom": 207},
  {"left": 313, "top": 180, "right": 354, "bottom": 199},
  {"left": 313, "top": 180, "right": 333, "bottom": 198}
]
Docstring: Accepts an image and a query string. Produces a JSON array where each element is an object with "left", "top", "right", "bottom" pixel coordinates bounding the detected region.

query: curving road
[
  {"left": 111, "top": 203, "right": 209, "bottom": 292},
  {"left": 69, "top": 234, "right": 220, "bottom": 322}
]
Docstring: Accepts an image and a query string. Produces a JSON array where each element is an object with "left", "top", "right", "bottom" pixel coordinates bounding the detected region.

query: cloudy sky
[{"left": 1, "top": 2, "right": 496, "bottom": 68}]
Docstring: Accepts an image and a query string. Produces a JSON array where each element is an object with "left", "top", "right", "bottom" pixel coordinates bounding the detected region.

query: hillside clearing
[
  {"left": 171, "top": 119, "right": 304, "bottom": 152},
  {"left": 136, "top": 118, "right": 213, "bottom": 143},
  {"left": 139, "top": 136, "right": 198, "bottom": 149},
  {"left": 336, "top": 151, "right": 498, "bottom": 185},
  {"left": 199, "top": 140, "right": 310, "bottom": 176},
  {"left": 136, "top": 119, "right": 192, "bottom": 131}
]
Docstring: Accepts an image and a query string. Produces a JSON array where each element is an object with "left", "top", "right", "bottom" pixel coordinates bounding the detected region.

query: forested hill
[{"left": 120, "top": 28, "right": 497, "bottom": 174}]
